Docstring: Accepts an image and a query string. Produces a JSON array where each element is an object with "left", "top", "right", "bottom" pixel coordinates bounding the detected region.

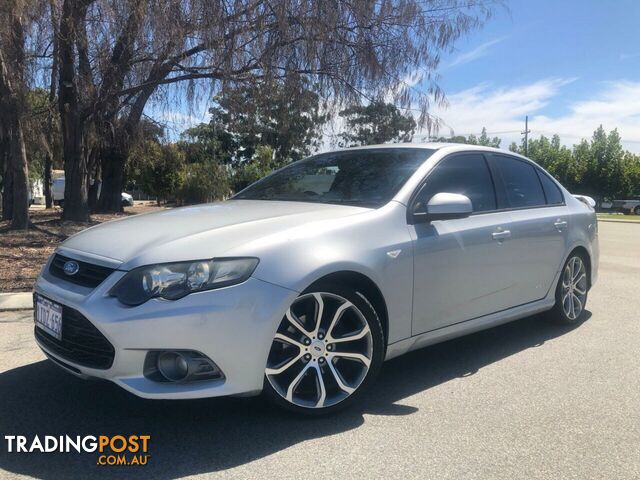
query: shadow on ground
[{"left": 0, "top": 312, "right": 589, "bottom": 479}]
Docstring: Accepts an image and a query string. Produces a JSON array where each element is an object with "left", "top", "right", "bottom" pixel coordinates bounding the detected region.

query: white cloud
[
  {"left": 419, "top": 79, "right": 640, "bottom": 152},
  {"left": 448, "top": 37, "right": 506, "bottom": 68}
]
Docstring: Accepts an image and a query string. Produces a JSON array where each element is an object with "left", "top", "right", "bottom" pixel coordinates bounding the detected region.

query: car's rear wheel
[
  {"left": 263, "top": 283, "right": 384, "bottom": 415},
  {"left": 548, "top": 253, "right": 589, "bottom": 324},
  {"left": 634, "top": 206, "right": 640, "bottom": 215}
]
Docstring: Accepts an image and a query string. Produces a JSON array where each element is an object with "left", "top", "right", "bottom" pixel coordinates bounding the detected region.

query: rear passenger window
[
  {"left": 537, "top": 170, "right": 564, "bottom": 205},
  {"left": 419, "top": 154, "right": 496, "bottom": 212},
  {"left": 493, "top": 155, "right": 546, "bottom": 208}
]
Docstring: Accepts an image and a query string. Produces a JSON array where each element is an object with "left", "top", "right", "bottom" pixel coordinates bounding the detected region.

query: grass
[{"left": 597, "top": 213, "right": 640, "bottom": 222}]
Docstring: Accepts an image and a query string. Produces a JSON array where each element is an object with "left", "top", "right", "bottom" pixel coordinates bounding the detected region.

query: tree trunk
[
  {"left": 96, "top": 145, "right": 124, "bottom": 212},
  {"left": 59, "top": 0, "right": 89, "bottom": 222},
  {"left": 44, "top": 0, "right": 59, "bottom": 210},
  {"left": 0, "top": 43, "right": 29, "bottom": 229},
  {"left": 87, "top": 146, "right": 100, "bottom": 210},
  {"left": 1, "top": 135, "right": 12, "bottom": 220},
  {"left": 44, "top": 154, "right": 53, "bottom": 208},
  {"left": 8, "top": 110, "right": 29, "bottom": 229}
]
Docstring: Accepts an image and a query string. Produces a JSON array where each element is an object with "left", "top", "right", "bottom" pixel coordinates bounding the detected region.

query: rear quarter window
[
  {"left": 493, "top": 155, "right": 546, "bottom": 208},
  {"left": 536, "top": 170, "right": 564, "bottom": 205}
]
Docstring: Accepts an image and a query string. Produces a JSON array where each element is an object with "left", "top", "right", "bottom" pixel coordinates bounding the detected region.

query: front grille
[
  {"left": 49, "top": 254, "right": 115, "bottom": 288},
  {"left": 35, "top": 302, "right": 115, "bottom": 369}
]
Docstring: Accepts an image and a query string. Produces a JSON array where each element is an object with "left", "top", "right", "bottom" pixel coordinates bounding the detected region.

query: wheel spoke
[
  {"left": 274, "top": 332, "right": 305, "bottom": 349},
  {"left": 310, "top": 293, "right": 325, "bottom": 338},
  {"left": 285, "top": 310, "right": 312, "bottom": 337},
  {"left": 329, "top": 351, "right": 371, "bottom": 367},
  {"left": 266, "top": 352, "right": 304, "bottom": 375},
  {"left": 563, "top": 295, "right": 571, "bottom": 317},
  {"left": 326, "top": 301, "right": 353, "bottom": 341},
  {"left": 313, "top": 364, "right": 327, "bottom": 408},
  {"left": 572, "top": 259, "right": 582, "bottom": 281},
  {"left": 574, "top": 284, "right": 586, "bottom": 295},
  {"left": 569, "top": 293, "right": 576, "bottom": 318},
  {"left": 574, "top": 272, "right": 586, "bottom": 287},
  {"left": 285, "top": 363, "right": 312, "bottom": 402},
  {"left": 572, "top": 293, "right": 582, "bottom": 316},
  {"left": 329, "top": 324, "right": 371, "bottom": 344},
  {"left": 327, "top": 359, "right": 355, "bottom": 394}
]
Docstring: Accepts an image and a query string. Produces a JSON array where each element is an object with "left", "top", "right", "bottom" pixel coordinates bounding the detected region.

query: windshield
[{"left": 233, "top": 148, "right": 435, "bottom": 207}]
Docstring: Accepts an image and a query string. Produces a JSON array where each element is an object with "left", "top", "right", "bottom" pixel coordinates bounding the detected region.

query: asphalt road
[{"left": 0, "top": 221, "right": 638, "bottom": 479}]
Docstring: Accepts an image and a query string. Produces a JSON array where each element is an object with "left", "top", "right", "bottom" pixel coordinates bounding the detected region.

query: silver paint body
[{"left": 34, "top": 144, "right": 599, "bottom": 399}]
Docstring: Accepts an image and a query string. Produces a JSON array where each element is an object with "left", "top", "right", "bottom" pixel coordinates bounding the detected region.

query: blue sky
[
  {"left": 153, "top": 0, "right": 640, "bottom": 152},
  {"left": 425, "top": 0, "right": 640, "bottom": 151}
]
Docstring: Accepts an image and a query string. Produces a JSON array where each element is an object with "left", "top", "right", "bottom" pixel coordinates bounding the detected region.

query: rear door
[{"left": 488, "top": 154, "right": 569, "bottom": 305}]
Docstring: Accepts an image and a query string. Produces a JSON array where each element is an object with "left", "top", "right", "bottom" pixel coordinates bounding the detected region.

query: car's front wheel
[
  {"left": 264, "top": 283, "right": 384, "bottom": 414},
  {"left": 548, "top": 253, "right": 589, "bottom": 324}
]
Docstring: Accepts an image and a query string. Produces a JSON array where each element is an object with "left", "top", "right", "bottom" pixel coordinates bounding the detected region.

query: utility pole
[{"left": 521, "top": 115, "right": 531, "bottom": 156}]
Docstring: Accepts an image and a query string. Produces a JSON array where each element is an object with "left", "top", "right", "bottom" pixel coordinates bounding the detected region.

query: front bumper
[{"left": 34, "top": 266, "right": 298, "bottom": 399}]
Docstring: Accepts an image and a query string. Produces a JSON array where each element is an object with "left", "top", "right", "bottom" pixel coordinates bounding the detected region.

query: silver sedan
[{"left": 33, "top": 144, "right": 598, "bottom": 414}]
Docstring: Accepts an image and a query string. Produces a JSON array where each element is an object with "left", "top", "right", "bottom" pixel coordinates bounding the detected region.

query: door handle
[
  {"left": 492, "top": 230, "right": 511, "bottom": 240},
  {"left": 554, "top": 219, "right": 568, "bottom": 230}
]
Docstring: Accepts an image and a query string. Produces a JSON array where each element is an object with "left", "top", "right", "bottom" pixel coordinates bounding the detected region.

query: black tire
[
  {"left": 634, "top": 206, "right": 640, "bottom": 216},
  {"left": 547, "top": 251, "right": 589, "bottom": 324},
  {"left": 263, "top": 282, "right": 385, "bottom": 415}
]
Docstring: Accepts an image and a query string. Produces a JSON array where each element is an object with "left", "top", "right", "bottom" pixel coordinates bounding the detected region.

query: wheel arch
[{"left": 304, "top": 270, "right": 389, "bottom": 346}]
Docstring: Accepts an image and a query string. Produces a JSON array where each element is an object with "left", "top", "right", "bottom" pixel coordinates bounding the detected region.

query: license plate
[{"left": 35, "top": 295, "right": 63, "bottom": 340}]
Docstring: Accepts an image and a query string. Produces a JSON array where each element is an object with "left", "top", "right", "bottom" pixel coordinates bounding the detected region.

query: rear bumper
[{"left": 34, "top": 269, "right": 298, "bottom": 399}]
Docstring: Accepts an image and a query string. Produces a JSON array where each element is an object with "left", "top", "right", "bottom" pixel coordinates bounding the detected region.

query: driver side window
[{"left": 417, "top": 154, "right": 497, "bottom": 213}]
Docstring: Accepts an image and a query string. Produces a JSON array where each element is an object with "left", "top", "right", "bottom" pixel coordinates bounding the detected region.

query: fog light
[
  {"left": 144, "top": 350, "right": 224, "bottom": 383},
  {"left": 157, "top": 351, "right": 189, "bottom": 382}
]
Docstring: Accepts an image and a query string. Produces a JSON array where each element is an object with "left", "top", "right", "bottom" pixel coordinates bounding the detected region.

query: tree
[
  {"left": 48, "top": 0, "right": 495, "bottom": 220},
  {"left": 338, "top": 101, "right": 416, "bottom": 146},
  {"left": 0, "top": 0, "right": 35, "bottom": 229},
  {"left": 131, "top": 141, "right": 184, "bottom": 206},
  {"left": 570, "top": 126, "right": 625, "bottom": 201},
  {"left": 184, "top": 77, "right": 328, "bottom": 166},
  {"left": 620, "top": 152, "right": 640, "bottom": 198},
  {"left": 178, "top": 161, "right": 229, "bottom": 204},
  {"left": 230, "top": 145, "right": 281, "bottom": 192}
]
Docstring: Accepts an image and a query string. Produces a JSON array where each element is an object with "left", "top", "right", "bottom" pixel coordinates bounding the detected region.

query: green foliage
[
  {"left": 129, "top": 141, "right": 185, "bottom": 204},
  {"left": 511, "top": 126, "right": 640, "bottom": 201},
  {"left": 434, "top": 127, "right": 501, "bottom": 148},
  {"left": 338, "top": 101, "right": 416, "bottom": 146},
  {"left": 183, "top": 77, "right": 328, "bottom": 166},
  {"left": 178, "top": 161, "right": 229, "bottom": 205},
  {"left": 230, "top": 145, "right": 282, "bottom": 192}
]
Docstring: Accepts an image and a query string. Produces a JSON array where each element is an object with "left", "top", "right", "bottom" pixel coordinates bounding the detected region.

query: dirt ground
[{"left": 0, "top": 203, "right": 165, "bottom": 292}]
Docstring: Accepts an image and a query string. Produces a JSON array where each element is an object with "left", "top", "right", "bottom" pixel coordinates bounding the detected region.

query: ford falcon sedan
[{"left": 33, "top": 144, "right": 598, "bottom": 414}]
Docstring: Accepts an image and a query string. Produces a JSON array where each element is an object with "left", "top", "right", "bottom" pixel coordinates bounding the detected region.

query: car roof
[{"left": 327, "top": 142, "right": 516, "bottom": 155}]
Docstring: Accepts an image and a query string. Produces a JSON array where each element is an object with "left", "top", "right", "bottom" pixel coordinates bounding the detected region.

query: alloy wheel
[
  {"left": 266, "top": 292, "right": 374, "bottom": 409},
  {"left": 561, "top": 256, "right": 587, "bottom": 320}
]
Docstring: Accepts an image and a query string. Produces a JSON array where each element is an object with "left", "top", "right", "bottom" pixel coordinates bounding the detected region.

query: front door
[{"left": 410, "top": 153, "right": 517, "bottom": 335}]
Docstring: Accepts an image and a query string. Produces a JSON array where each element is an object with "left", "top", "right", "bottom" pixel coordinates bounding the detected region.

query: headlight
[{"left": 110, "top": 258, "right": 259, "bottom": 306}]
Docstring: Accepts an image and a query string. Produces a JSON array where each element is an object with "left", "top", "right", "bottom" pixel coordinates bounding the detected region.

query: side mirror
[{"left": 411, "top": 192, "right": 473, "bottom": 223}]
